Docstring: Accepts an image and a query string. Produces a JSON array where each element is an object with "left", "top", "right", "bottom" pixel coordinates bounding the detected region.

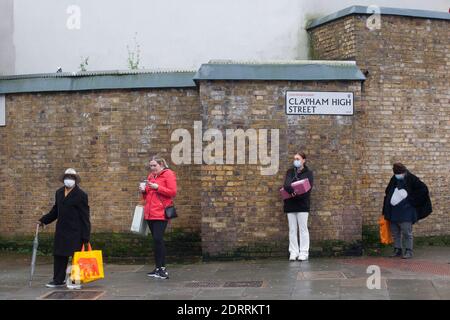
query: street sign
[{"left": 286, "top": 91, "right": 354, "bottom": 115}]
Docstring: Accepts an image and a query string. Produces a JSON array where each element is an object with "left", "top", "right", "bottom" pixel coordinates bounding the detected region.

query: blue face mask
[
  {"left": 293, "top": 160, "right": 302, "bottom": 168},
  {"left": 395, "top": 174, "right": 405, "bottom": 180}
]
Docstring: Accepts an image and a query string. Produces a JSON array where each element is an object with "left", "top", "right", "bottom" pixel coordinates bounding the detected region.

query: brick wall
[
  {"left": 309, "top": 15, "right": 450, "bottom": 236},
  {"left": 0, "top": 89, "right": 202, "bottom": 236},
  {"left": 1, "top": 13, "right": 448, "bottom": 258},
  {"left": 199, "top": 80, "right": 363, "bottom": 256}
]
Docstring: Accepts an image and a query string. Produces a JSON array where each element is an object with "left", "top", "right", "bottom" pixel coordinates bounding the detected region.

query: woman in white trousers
[{"left": 282, "top": 151, "right": 314, "bottom": 261}]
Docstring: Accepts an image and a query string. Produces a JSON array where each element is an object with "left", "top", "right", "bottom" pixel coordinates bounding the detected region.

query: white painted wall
[
  {"left": 0, "top": 0, "right": 14, "bottom": 74},
  {"left": 3, "top": 0, "right": 449, "bottom": 75}
]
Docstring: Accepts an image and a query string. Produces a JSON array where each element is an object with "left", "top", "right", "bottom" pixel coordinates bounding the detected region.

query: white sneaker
[
  {"left": 298, "top": 255, "right": 309, "bottom": 261},
  {"left": 289, "top": 254, "right": 299, "bottom": 261},
  {"left": 67, "top": 282, "right": 82, "bottom": 290}
]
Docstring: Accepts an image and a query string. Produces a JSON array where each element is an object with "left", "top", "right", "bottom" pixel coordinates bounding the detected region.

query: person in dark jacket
[
  {"left": 38, "top": 168, "right": 90, "bottom": 288},
  {"left": 283, "top": 151, "right": 314, "bottom": 261},
  {"left": 382, "top": 163, "right": 432, "bottom": 259}
]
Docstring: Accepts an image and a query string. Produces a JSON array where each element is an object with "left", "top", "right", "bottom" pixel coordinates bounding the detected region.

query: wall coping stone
[
  {"left": 194, "top": 60, "right": 366, "bottom": 82},
  {"left": 306, "top": 5, "right": 450, "bottom": 30}
]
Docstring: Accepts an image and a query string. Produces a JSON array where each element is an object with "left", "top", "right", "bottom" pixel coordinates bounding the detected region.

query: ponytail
[{"left": 151, "top": 156, "right": 168, "bottom": 169}]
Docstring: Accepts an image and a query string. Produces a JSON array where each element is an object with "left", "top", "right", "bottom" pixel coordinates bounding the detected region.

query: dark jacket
[
  {"left": 39, "top": 185, "right": 91, "bottom": 256},
  {"left": 283, "top": 165, "right": 314, "bottom": 213},
  {"left": 387, "top": 179, "right": 418, "bottom": 223},
  {"left": 382, "top": 171, "right": 432, "bottom": 223}
]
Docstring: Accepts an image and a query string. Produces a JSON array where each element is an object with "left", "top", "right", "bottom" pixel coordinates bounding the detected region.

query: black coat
[
  {"left": 39, "top": 185, "right": 91, "bottom": 256},
  {"left": 382, "top": 171, "right": 432, "bottom": 223},
  {"left": 283, "top": 165, "right": 314, "bottom": 213}
]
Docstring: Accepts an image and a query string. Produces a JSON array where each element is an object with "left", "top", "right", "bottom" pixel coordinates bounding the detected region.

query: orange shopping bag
[
  {"left": 378, "top": 216, "right": 393, "bottom": 245},
  {"left": 71, "top": 243, "right": 104, "bottom": 284}
]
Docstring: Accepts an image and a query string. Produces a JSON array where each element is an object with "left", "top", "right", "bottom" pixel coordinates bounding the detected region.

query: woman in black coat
[
  {"left": 38, "top": 168, "right": 90, "bottom": 288},
  {"left": 283, "top": 151, "right": 314, "bottom": 261}
]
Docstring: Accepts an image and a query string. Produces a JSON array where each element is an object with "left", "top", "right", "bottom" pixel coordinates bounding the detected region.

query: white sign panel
[
  {"left": 286, "top": 91, "right": 354, "bottom": 115},
  {"left": 0, "top": 95, "right": 5, "bottom": 126}
]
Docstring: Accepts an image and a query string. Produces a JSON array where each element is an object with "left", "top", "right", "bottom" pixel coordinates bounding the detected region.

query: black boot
[{"left": 389, "top": 248, "right": 402, "bottom": 258}]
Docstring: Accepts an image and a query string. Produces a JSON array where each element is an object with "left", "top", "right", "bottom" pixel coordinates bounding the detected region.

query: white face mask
[
  {"left": 64, "top": 179, "right": 76, "bottom": 188},
  {"left": 293, "top": 160, "right": 302, "bottom": 168}
]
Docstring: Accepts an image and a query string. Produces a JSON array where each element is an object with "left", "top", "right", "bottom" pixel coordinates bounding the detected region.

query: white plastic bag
[
  {"left": 390, "top": 188, "right": 408, "bottom": 206},
  {"left": 130, "top": 205, "right": 149, "bottom": 236}
]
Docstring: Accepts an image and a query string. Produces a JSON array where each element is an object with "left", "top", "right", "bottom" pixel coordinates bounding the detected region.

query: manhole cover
[
  {"left": 40, "top": 290, "right": 105, "bottom": 300},
  {"left": 185, "top": 281, "right": 222, "bottom": 288},
  {"left": 297, "top": 271, "right": 347, "bottom": 280},
  {"left": 223, "top": 281, "right": 264, "bottom": 288}
]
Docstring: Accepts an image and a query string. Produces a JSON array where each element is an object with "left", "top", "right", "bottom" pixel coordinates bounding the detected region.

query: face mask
[
  {"left": 395, "top": 174, "right": 404, "bottom": 180},
  {"left": 64, "top": 179, "right": 76, "bottom": 188},
  {"left": 293, "top": 160, "right": 302, "bottom": 168}
]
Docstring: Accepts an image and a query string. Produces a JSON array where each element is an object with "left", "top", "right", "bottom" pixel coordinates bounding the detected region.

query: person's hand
[
  {"left": 36, "top": 221, "right": 44, "bottom": 228},
  {"left": 149, "top": 183, "right": 159, "bottom": 190}
]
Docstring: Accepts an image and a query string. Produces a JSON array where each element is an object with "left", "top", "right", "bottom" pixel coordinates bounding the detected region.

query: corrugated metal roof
[
  {"left": 0, "top": 70, "right": 197, "bottom": 94},
  {"left": 0, "top": 68, "right": 196, "bottom": 80},
  {"left": 0, "top": 61, "right": 366, "bottom": 94},
  {"left": 307, "top": 5, "right": 450, "bottom": 30},
  {"left": 194, "top": 60, "right": 366, "bottom": 82}
]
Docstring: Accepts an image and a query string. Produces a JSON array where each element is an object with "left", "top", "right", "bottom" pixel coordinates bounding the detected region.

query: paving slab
[{"left": 0, "top": 246, "right": 448, "bottom": 300}]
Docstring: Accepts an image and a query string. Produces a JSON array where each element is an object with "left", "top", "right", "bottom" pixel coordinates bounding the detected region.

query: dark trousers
[
  {"left": 53, "top": 255, "right": 70, "bottom": 284},
  {"left": 147, "top": 220, "right": 168, "bottom": 268},
  {"left": 390, "top": 221, "right": 413, "bottom": 251}
]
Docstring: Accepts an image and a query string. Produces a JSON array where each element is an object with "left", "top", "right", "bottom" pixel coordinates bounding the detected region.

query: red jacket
[{"left": 142, "top": 169, "right": 177, "bottom": 220}]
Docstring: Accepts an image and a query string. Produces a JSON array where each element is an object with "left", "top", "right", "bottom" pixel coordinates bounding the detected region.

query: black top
[{"left": 283, "top": 165, "right": 314, "bottom": 213}]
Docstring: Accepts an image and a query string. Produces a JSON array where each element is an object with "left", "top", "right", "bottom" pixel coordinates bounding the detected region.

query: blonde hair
[{"left": 151, "top": 156, "right": 168, "bottom": 169}]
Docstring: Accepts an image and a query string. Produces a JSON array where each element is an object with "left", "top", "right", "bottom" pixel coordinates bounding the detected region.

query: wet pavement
[{"left": 0, "top": 246, "right": 449, "bottom": 300}]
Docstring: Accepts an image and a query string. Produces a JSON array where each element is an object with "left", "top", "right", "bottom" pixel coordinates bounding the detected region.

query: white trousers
[{"left": 287, "top": 212, "right": 310, "bottom": 257}]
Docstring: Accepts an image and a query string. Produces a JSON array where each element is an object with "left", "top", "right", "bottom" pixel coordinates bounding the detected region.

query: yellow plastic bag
[
  {"left": 71, "top": 243, "right": 104, "bottom": 284},
  {"left": 378, "top": 216, "right": 393, "bottom": 245}
]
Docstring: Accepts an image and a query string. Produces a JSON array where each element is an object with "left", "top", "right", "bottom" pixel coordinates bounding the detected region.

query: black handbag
[
  {"left": 164, "top": 205, "right": 178, "bottom": 219},
  {"left": 156, "top": 193, "right": 178, "bottom": 219}
]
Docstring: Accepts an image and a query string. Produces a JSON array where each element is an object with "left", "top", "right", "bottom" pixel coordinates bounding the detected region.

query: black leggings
[{"left": 147, "top": 220, "right": 168, "bottom": 268}]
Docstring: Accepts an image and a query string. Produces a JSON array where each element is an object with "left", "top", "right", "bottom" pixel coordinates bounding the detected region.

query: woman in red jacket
[{"left": 139, "top": 156, "right": 177, "bottom": 279}]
